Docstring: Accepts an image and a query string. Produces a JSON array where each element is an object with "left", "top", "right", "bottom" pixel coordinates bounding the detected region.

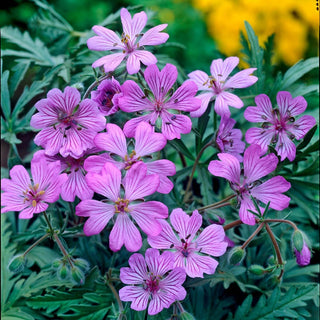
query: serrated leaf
[
  {"left": 281, "top": 57, "right": 319, "bottom": 89},
  {"left": 9, "top": 62, "right": 30, "bottom": 95}
]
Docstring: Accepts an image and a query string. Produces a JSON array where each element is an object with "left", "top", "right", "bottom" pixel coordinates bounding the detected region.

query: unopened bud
[
  {"left": 71, "top": 83, "right": 84, "bottom": 93},
  {"left": 228, "top": 246, "right": 246, "bottom": 265},
  {"left": 52, "top": 259, "right": 62, "bottom": 269},
  {"left": 292, "top": 230, "right": 304, "bottom": 252},
  {"left": 57, "top": 264, "right": 69, "bottom": 281},
  {"left": 294, "top": 242, "right": 311, "bottom": 266},
  {"left": 71, "top": 267, "right": 85, "bottom": 285},
  {"left": 248, "top": 264, "right": 265, "bottom": 276},
  {"left": 74, "top": 258, "right": 90, "bottom": 272},
  {"left": 179, "top": 311, "right": 196, "bottom": 320},
  {"left": 8, "top": 255, "right": 26, "bottom": 273}
]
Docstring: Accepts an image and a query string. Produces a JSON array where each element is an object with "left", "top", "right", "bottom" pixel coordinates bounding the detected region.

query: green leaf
[
  {"left": 294, "top": 157, "right": 319, "bottom": 177},
  {"left": 1, "top": 70, "right": 11, "bottom": 120},
  {"left": 281, "top": 57, "right": 319, "bottom": 89},
  {"left": 1, "top": 307, "right": 35, "bottom": 320},
  {"left": 197, "top": 165, "right": 214, "bottom": 205},
  {"left": 168, "top": 139, "right": 195, "bottom": 160},
  {"left": 9, "top": 62, "right": 30, "bottom": 95},
  {"left": 296, "top": 125, "right": 318, "bottom": 150},
  {"left": 1, "top": 132, "right": 22, "bottom": 145}
]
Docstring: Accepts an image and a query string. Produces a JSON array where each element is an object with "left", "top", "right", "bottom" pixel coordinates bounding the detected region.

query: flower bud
[
  {"left": 292, "top": 230, "right": 304, "bottom": 252},
  {"left": 71, "top": 266, "right": 85, "bottom": 285},
  {"left": 294, "top": 242, "right": 311, "bottom": 266},
  {"left": 57, "top": 264, "right": 69, "bottom": 281},
  {"left": 179, "top": 311, "right": 196, "bottom": 320},
  {"left": 71, "top": 82, "right": 84, "bottom": 93},
  {"left": 8, "top": 254, "right": 26, "bottom": 273},
  {"left": 52, "top": 259, "right": 62, "bottom": 269},
  {"left": 248, "top": 264, "right": 265, "bottom": 276},
  {"left": 73, "top": 258, "right": 90, "bottom": 272},
  {"left": 228, "top": 246, "right": 246, "bottom": 265}
]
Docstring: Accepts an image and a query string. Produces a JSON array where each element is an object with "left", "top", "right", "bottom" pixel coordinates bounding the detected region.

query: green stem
[
  {"left": 107, "top": 277, "right": 124, "bottom": 320},
  {"left": 23, "top": 233, "right": 50, "bottom": 257},
  {"left": 71, "top": 31, "right": 87, "bottom": 37},
  {"left": 43, "top": 211, "right": 54, "bottom": 234},
  {"left": 196, "top": 194, "right": 236, "bottom": 212},
  {"left": 241, "top": 223, "right": 265, "bottom": 250},
  {"left": 223, "top": 219, "right": 243, "bottom": 231},
  {"left": 183, "top": 141, "right": 214, "bottom": 203},
  {"left": 265, "top": 223, "right": 284, "bottom": 279},
  {"left": 53, "top": 233, "right": 74, "bottom": 268},
  {"left": 176, "top": 301, "right": 185, "bottom": 313},
  {"left": 261, "top": 219, "right": 298, "bottom": 231}
]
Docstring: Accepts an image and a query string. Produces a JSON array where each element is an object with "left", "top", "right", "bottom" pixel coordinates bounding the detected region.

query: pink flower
[
  {"left": 91, "top": 77, "right": 122, "bottom": 116},
  {"left": 119, "top": 248, "right": 186, "bottom": 315},
  {"left": 294, "top": 242, "right": 311, "bottom": 266},
  {"left": 85, "top": 122, "right": 175, "bottom": 193},
  {"left": 87, "top": 8, "right": 169, "bottom": 74},
  {"left": 76, "top": 162, "right": 168, "bottom": 252},
  {"left": 244, "top": 91, "right": 317, "bottom": 161},
  {"left": 208, "top": 144, "right": 291, "bottom": 225},
  {"left": 118, "top": 63, "right": 201, "bottom": 140},
  {"left": 31, "top": 87, "right": 106, "bottom": 159},
  {"left": 1, "top": 157, "right": 67, "bottom": 219},
  {"left": 188, "top": 56, "right": 258, "bottom": 117},
  {"left": 215, "top": 116, "right": 245, "bottom": 161},
  {"left": 33, "top": 149, "right": 104, "bottom": 202},
  {"left": 148, "top": 209, "right": 228, "bottom": 278}
]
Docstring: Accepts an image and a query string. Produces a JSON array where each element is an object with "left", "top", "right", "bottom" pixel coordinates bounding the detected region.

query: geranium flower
[
  {"left": 91, "top": 77, "right": 122, "bottom": 116},
  {"left": 33, "top": 149, "right": 107, "bottom": 202},
  {"left": 87, "top": 8, "right": 169, "bottom": 74},
  {"left": 118, "top": 63, "right": 201, "bottom": 140},
  {"left": 208, "top": 144, "right": 291, "bottom": 225},
  {"left": 119, "top": 248, "right": 186, "bottom": 315},
  {"left": 30, "top": 87, "right": 106, "bottom": 159},
  {"left": 244, "top": 91, "right": 317, "bottom": 161},
  {"left": 294, "top": 242, "right": 311, "bottom": 266},
  {"left": 1, "top": 157, "right": 67, "bottom": 219},
  {"left": 188, "top": 56, "right": 258, "bottom": 117},
  {"left": 148, "top": 209, "right": 227, "bottom": 278},
  {"left": 215, "top": 116, "right": 245, "bottom": 161},
  {"left": 85, "top": 122, "right": 175, "bottom": 193},
  {"left": 76, "top": 162, "right": 168, "bottom": 252}
]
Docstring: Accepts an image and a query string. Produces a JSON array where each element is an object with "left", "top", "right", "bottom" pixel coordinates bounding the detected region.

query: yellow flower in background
[{"left": 192, "top": 0, "right": 319, "bottom": 65}]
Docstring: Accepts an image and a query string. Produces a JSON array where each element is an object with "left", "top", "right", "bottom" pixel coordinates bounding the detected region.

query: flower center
[
  {"left": 101, "top": 91, "right": 115, "bottom": 110},
  {"left": 204, "top": 75, "right": 224, "bottom": 94},
  {"left": 144, "top": 274, "right": 160, "bottom": 294},
  {"left": 121, "top": 33, "right": 134, "bottom": 53},
  {"left": 124, "top": 150, "right": 142, "bottom": 170},
  {"left": 114, "top": 198, "right": 130, "bottom": 213},
  {"left": 23, "top": 183, "right": 45, "bottom": 207}
]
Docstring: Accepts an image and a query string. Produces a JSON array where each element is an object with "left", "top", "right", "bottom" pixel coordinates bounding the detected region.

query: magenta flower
[
  {"left": 1, "top": 157, "right": 67, "bottom": 219},
  {"left": 118, "top": 63, "right": 201, "bottom": 140},
  {"left": 31, "top": 87, "right": 106, "bottom": 159},
  {"left": 294, "top": 242, "right": 311, "bottom": 266},
  {"left": 148, "top": 209, "right": 227, "bottom": 278},
  {"left": 85, "top": 122, "right": 175, "bottom": 193},
  {"left": 91, "top": 77, "right": 122, "bottom": 116},
  {"left": 76, "top": 162, "right": 168, "bottom": 252},
  {"left": 188, "top": 56, "right": 258, "bottom": 117},
  {"left": 119, "top": 248, "right": 186, "bottom": 315},
  {"left": 208, "top": 144, "right": 291, "bottom": 225},
  {"left": 87, "top": 8, "right": 169, "bottom": 75},
  {"left": 33, "top": 149, "right": 105, "bottom": 202},
  {"left": 215, "top": 116, "right": 245, "bottom": 161},
  {"left": 244, "top": 91, "right": 317, "bottom": 161}
]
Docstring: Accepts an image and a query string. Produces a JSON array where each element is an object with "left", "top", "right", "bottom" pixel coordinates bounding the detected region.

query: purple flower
[
  {"left": 33, "top": 149, "right": 105, "bottom": 202},
  {"left": 31, "top": 87, "right": 106, "bottom": 159},
  {"left": 119, "top": 248, "right": 186, "bottom": 315},
  {"left": 76, "top": 162, "right": 168, "bottom": 252},
  {"left": 118, "top": 63, "right": 201, "bottom": 140},
  {"left": 85, "top": 122, "right": 175, "bottom": 193},
  {"left": 215, "top": 116, "right": 245, "bottom": 161},
  {"left": 294, "top": 242, "right": 311, "bottom": 266},
  {"left": 244, "top": 91, "right": 317, "bottom": 161},
  {"left": 188, "top": 56, "right": 258, "bottom": 117},
  {"left": 87, "top": 8, "right": 169, "bottom": 75},
  {"left": 1, "top": 157, "right": 67, "bottom": 219},
  {"left": 208, "top": 144, "right": 291, "bottom": 225},
  {"left": 91, "top": 77, "right": 122, "bottom": 116},
  {"left": 148, "top": 209, "right": 228, "bottom": 278}
]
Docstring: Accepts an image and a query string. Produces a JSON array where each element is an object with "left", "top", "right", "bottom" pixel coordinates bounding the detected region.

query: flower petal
[
  {"left": 92, "top": 53, "right": 125, "bottom": 73},
  {"left": 185, "top": 253, "right": 218, "bottom": 278},
  {"left": 119, "top": 286, "right": 149, "bottom": 311},
  {"left": 277, "top": 91, "right": 307, "bottom": 117},
  {"left": 190, "top": 92, "right": 213, "bottom": 118},
  {"left": 145, "top": 249, "right": 174, "bottom": 276},
  {"left": 275, "top": 132, "right": 297, "bottom": 162},
  {"left": 224, "top": 68, "right": 257, "bottom": 89},
  {"left": 123, "top": 113, "right": 156, "bottom": 138},
  {"left": 160, "top": 112, "right": 192, "bottom": 140},
  {"left": 139, "top": 24, "right": 169, "bottom": 46},
  {"left": 244, "top": 94, "right": 275, "bottom": 123},
  {"left": 88, "top": 25, "right": 122, "bottom": 50},
  {"left": 245, "top": 127, "right": 274, "bottom": 155},
  {"left": 188, "top": 70, "right": 211, "bottom": 91},
  {"left": 239, "top": 195, "right": 258, "bottom": 225},
  {"left": 286, "top": 115, "right": 316, "bottom": 140},
  {"left": 210, "top": 57, "right": 239, "bottom": 81}
]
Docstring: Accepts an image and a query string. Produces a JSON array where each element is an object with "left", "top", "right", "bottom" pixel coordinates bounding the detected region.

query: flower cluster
[{"left": 1, "top": 6, "right": 317, "bottom": 318}]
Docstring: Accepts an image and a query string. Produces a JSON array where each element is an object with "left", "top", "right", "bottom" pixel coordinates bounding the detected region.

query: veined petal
[
  {"left": 127, "top": 252, "right": 148, "bottom": 281},
  {"left": 129, "top": 10, "right": 148, "bottom": 38},
  {"left": 109, "top": 214, "right": 142, "bottom": 252},
  {"left": 210, "top": 57, "right": 239, "bottom": 81},
  {"left": 92, "top": 53, "right": 125, "bottom": 72},
  {"left": 160, "top": 112, "right": 192, "bottom": 140},
  {"left": 219, "top": 91, "right": 244, "bottom": 109},
  {"left": 196, "top": 224, "right": 228, "bottom": 256},
  {"left": 19, "top": 204, "right": 48, "bottom": 219},
  {"left": 251, "top": 176, "right": 291, "bottom": 210},
  {"left": 148, "top": 219, "right": 180, "bottom": 249},
  {"left": 224, "top": 68, "right": 258, "bottom": 89},
  {"left": 127, "top": 53, "right": 141, "bottom": 74},
  {"left": 85, "top": 163, "right": 121, "bottom": 201},
  {"left": 88, "top": 26, "right": 122, "bottom": 50},
  {"left": 277, "top": 91, "right": 307, "bottom": 117},
  {"left": 123, "top": 113, "right": 156, "bottom": 138},
  {"left": 243, "top": 144, "right": 278, "bottom": 184},
  {"left": 84, "top": 154, "right": 112, "bottom": 174},
  {"left": 185, "top": 253, "right": 218, "bottom": 278},
  {"left": 239, "top": 195, "right": 258, "bottom": 225},
  {"left": 244, "top": 94, "right": 274, "bottom": 122},
  {"left": 190, "top": 92, "right": 213, "bottom": 118},
  {"left": 47, "top": 87, "right": 80, "bottom": 114},
  {"left": 131, "top": 50, "right": 157, "bottom": 68},
  {"left": 286, "top": 115, "right": 316, "bottom": 140},
  {"left": 119, "top": 286, "right": 149, "bottom": 311},
  {"left": 245, "top": 127, "right": 274, "bottom": 155},
  {"left": 123, "top": 162, "right": 159, "bottom": 200},
  {"left": 3, "top": 165, "right": 30, "bottom": 193},
  {"left": 134, "top": 122, "right": 167, "bottom": 156},
  {"left": 33, "top": 127, "right": 64, "bottom": 156},
  {"left": 129, "top": 201, "right": 168, "bottom": 236},
  {"left": 160, "top": 267, "right": 186, "bottom": 297},
  {"left": 95, "top": 123, "right": 127, "bottom": 157},
  {"left": 214, "top": 94, "right": 230, "bottom": 117},
  {"left": 275, "top": 131, "right": 297, "bottom": 162},
  {"left": 170, "top": 209, "right": 202, "bottom": 240},
  {"left": 208, "top": 153, "right": 241, "bottom": 184},
  {"left": 145, "top": 249, "right": 174, "bottom": 276},
  {"left": 148, "top": 291, "right": 173, "bottom": 315},
  {"left": 139, "top": 24, "right": 169, "bottom": 46},
  {"left": 188, "top": 70, "right": 211, "bottom": 91}
]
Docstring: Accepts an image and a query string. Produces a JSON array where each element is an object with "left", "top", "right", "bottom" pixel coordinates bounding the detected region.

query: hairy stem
[
  {"left": 107, "top": 271, "right": 124, "bottom": 320},
  {"left": 197, "top": 194, "right": 236, "bottom": 212},
  {"left": 53, "top": 233, "right": 74, "bottom": 268},
  {"left": 241, "top": 223, "right": 265, "bottom": 250},
  {"left": 23, "top": 233, "right": 50, "bottom": 257},
  {"left": 261, "top": 219, "right": 298, "bottom": 231},
  {"left": 43, "top": 211, "right": 54, "bottom": 234},
  {"left": 223, "top": 219, "right": 243, "bottom": 231},
  {"left": 183, "top": 141, "right": 214, "bottom": 203}
]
